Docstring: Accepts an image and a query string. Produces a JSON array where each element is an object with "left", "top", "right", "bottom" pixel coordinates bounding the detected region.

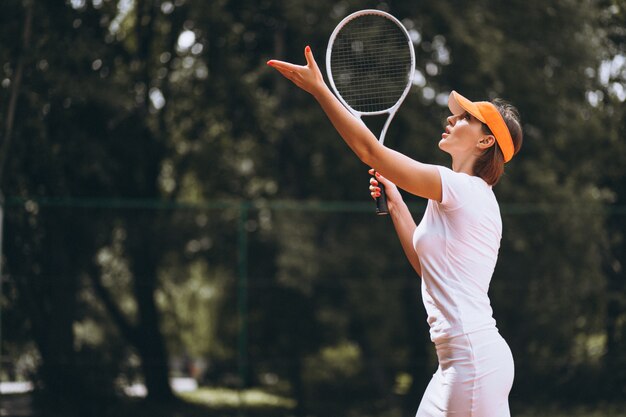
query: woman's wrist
[
  {"left": 387, "top": 196, "right": 406, "bottom": 216},
  {"left": 312, "top": 82, "right": 331, "bottom": 101}
]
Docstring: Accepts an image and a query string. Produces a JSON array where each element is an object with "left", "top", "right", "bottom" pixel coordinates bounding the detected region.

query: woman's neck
[{"left": 451, "top": 155, "right": 477, "bottom": 176}]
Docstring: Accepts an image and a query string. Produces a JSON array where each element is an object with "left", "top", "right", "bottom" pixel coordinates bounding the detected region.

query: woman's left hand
[
  {"left": 368, "top": 168, "right": 403, "bottom": 208},
  {"left": 267, "top": 46, "right": 326, "bottom": 97}
]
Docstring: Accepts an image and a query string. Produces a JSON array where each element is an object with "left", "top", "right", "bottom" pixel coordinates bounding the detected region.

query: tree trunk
[
  {"left": 348, "top": 314, "right": 399, "bottom": 410},
  {"left": 133, "top": 264, "right": 176, "bottom": 402},
  {"left": 18, "top": 214, "right": 82, "bottom": 415},
  {"left": 0, "top": 0, "right": 32, "bottom": 184},
  {"left": 35, "top": 273, "right": 79, "bottom": 412},
  {"left": 128, "top": 215, "right": 176, "bottom": 402},
  {"left": 90, "top": 240, "right": 176, "bottom": 402},
  {"left": 604, "top": 229, "right": 626, "bottom": 398}
]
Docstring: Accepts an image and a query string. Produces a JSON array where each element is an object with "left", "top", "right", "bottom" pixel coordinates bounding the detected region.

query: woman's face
[{"left": 439, "top": 112, "right": 486, "bottom": 157}]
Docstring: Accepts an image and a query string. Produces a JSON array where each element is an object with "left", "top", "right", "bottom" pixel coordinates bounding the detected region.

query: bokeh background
[{"left": 1, "top": 0, "right": 625, "bottom": 416}]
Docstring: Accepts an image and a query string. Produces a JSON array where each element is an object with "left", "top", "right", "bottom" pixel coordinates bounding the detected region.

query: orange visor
[{"left": 448, "top": 91, "right": 515, "bottom": 163}]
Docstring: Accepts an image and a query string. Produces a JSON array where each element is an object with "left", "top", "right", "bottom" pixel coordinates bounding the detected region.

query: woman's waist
[
  {"left": 433, "top": 327, "right": 502, "bottom": 350},
  {"left": 433, "top": 328, "right": 509, "bottom": 364},
  {"left": 426, "top": 310, "right": 497, "bottom": 344}
]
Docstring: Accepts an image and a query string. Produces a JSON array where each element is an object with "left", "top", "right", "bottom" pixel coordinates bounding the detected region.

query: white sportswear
[{"left": 412, "top": 166, "right": 514, "bottom": 417}]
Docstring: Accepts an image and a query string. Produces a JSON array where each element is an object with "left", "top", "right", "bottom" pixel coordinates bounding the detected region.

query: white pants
[{"left": 415, "top": 329, "right": 514, "bottom": 417}]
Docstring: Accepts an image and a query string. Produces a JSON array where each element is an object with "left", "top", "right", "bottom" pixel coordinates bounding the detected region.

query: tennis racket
[{"left": 326, "top": 9, "right": 415, "bottom": 215}]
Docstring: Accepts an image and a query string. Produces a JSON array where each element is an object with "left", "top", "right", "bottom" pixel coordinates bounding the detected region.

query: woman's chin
[{"left": 437, "top": 142, "right": 454, "bottom": 158}]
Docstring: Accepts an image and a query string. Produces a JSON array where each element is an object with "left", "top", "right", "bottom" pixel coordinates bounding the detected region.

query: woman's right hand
[{"left": 369, "top": 168, "right": 402, "bottom": 207}]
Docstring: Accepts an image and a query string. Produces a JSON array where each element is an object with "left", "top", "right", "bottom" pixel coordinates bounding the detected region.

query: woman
[{"left": 268, "top": 46, "right": 523, "bottom": 417}]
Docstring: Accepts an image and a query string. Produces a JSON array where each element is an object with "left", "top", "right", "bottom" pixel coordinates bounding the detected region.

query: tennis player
[{"left": 268, "top": 47, "right": 523, "bottom": 417}]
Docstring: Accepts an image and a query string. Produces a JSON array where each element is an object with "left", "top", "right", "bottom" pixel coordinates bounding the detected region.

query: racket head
[{"left": 326, "top": 9, "right": 415, "bottom": 116}]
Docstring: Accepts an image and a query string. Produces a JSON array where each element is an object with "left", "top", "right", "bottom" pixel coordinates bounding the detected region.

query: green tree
[{"left": 595, "top": 0, "right": 626, "bottom": 398}]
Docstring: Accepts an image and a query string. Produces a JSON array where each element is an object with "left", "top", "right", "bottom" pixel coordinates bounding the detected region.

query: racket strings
[{"left": 330, "top": 15, "right": 412, "bottom": 113}]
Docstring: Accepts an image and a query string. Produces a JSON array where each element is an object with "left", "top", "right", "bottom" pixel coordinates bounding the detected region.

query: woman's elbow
[{"left": 358, "top": 140, "right": 381, "bottom": 167}]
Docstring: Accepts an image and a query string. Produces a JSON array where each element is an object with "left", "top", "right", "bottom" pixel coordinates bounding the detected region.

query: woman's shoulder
[{"left": 434, "top": 165, "right": 497, "bottom": 211}]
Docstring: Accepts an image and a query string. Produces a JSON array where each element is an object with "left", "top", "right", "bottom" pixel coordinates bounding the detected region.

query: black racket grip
[{"left": 375, "top": 182, "right": 389, "bottom": 216}]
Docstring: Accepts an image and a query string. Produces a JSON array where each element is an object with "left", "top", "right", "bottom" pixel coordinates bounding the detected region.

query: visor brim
[{"left": 448, "top": 91, "right": 487, "bottom": 123}]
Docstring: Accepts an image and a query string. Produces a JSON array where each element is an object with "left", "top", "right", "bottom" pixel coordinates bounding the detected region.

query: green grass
[
  {"left": 102, "top": 387, "right": 297, "bottom": 417},
  {"left": 1, "top": 389, "right": 296, "bottom": 417},
  {"left": 178, "top": 387, "right": 296, "bottom": 410},
  {"left": 3, "top": 389, "right": 625, "bottom": 417}
]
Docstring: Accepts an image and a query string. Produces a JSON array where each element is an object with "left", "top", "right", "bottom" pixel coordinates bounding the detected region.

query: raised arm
[{"left": 268, "top": 46, "right": 442, "bottom": 202}]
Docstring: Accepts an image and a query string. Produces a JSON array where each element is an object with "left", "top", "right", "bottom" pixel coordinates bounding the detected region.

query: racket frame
[{"left": 325, "top": 9, "right": 415, "bottom": 147}]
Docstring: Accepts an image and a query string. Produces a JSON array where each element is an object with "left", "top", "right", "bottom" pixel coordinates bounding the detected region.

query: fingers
[
  {"left": 268, "top": 45, "right": 318, "bottom": 73},
  {"left": 267, "top": 59, "right": 301, "bottom": 73},
  {"left": 368, "top": 168, "right": 380, "bottom": 199},
  {"left": 267, "top": 46, "right": 325, "bottom": 97},
  {"left": 368, "top": 168, "right": 382, "bottom": 178},
  {"left": 368, "top": 168, "right": 387, "bottom": 184},
  {"left": 367, "top": 168, "right": 393, "bottom": 200},
  {"left": 304, "top": 45, "right": 319, "bottom": 71},
  {"left": 267, "top": 58, "right": 308, "bottom": 88},
  {"left": 369, "top": 177, "right": 381, "bottom": 200}
]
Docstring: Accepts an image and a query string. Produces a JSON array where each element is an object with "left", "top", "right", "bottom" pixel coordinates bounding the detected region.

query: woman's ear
[{"left": 477, "top": 135, "right": 496, "bottom": 150}]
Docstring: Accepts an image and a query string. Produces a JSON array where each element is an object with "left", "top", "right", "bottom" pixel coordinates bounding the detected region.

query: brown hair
[{"left": 473, "top": 99, "right": 523, "bottom": 186}]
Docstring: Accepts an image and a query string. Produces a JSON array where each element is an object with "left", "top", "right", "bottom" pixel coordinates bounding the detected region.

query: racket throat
[
  {"left": 377, "top": 113, "right": 396, "bottom": 146},
  {"left": 354, "top": 112, "right": 397, "bottom": 146}
]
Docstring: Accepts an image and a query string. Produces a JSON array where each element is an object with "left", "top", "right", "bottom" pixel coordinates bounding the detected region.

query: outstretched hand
[{"left": 267, "top": 46, "right": 326, "bottom": 97}]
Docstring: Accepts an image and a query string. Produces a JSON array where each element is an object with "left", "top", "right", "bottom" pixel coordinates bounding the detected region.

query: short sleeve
[{"left": 435, "top": 165, "right": 471, "bottom": 211}]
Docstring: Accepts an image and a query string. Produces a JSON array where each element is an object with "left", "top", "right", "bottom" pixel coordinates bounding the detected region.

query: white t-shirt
[{"left": 412, "top": 166, "right": 501, "bottom": 343}]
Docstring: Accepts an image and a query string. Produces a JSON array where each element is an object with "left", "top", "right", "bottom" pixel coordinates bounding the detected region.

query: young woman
[{"left": 268, "top": 46, "right": 523, "bottom": 417}]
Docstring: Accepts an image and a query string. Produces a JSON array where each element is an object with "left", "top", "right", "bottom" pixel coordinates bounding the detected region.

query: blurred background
[{"left": 1, "top": 0, "right": 625, "bottom": 416}]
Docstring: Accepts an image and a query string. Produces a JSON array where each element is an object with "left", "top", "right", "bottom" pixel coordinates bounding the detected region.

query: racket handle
[{"left": 375, "top": 182, "right": 389, "bottom": 216}]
